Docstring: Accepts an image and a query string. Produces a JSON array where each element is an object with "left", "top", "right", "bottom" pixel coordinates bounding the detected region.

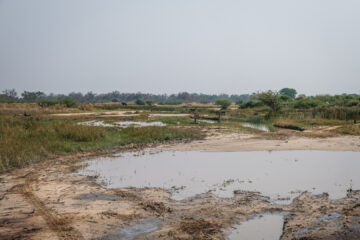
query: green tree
[
  {"left": 279, "top": 88, "right": 297, "bottom": 99},
  {"left": 215, "top": 99, "right": 232, "bottom": 110},
  {"left": 2, "top": 89, "right": 17, "bottom": 100},
  {"left": 257, "top": 91, "right": 281, "bottom": 118},
  {"left": 21, "top": 91, "right": 45, "bottom": 102}
]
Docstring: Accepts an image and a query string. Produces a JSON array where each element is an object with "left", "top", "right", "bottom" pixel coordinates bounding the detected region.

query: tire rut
[{"left": 16, "top": 174, "right": 84, "bottom": 240}]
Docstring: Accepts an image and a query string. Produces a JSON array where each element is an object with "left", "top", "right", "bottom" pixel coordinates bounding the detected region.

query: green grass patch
[{"left": 0, "top": 117, "right": 203, "bottom": 171}]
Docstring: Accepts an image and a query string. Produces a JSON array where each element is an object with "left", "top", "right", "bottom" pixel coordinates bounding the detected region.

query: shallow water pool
[
  {"left": 78, "top": 150, "right": 360, "bottom": 202},
  {"left": 227, "top": 214, "right": 284, "bottom": 240},
  {"left": 78, "top": 120, "right": 166, "bottom": 128},
  {"left": 242, "top": 123, "right": 270, "bottom": 132}
]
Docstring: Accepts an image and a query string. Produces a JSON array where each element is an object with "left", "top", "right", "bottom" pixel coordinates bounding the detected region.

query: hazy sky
[{"left": 1, "top": 0, "right": 360, "bottom": 95}]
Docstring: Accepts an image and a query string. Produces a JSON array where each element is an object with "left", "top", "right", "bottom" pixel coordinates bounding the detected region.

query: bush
[
  {"left": 158, "top": 101, "right": 183, "bottom": 105},
  {"left": 346, "top": 99, "right": 359, "bottom": 107},
  {"left": 215, "top": 99, "right": 232, "bottom": 110},
  {"left": 61, "top": 98, "right": 77, "bottom": 108},
  {"left": 135, "top": 99, "right": 145, "bottom": 105},
  {"left": 236, "top": 99, "right": 243, "bottom": 105},
  {"left": 145, "top": 100, "right": 153, "bottom": 106},
  {"left": 293, "top": 98, "right": 321, "bottom": 109},
  {"left": 240, "top": 100, "right": 263, "bottom": 109}
]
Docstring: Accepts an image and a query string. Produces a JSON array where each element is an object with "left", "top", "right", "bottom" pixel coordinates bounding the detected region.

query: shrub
[
  {"left": 61, "top": 98, "right": 77, "bottom": 108},
  {"left": 239, "top": 100, "right": 263, "bottom": 108},
  {"left": 158, "top": 101, "right": 183, "bottom": 105},
  {"left": 135, "top": 99, "right": 145, "bottom": 105},
  {"left": 215, "top": 99, "right": 232, "bottom": 110},
  {"left": 293, "top": 98, "right": 321, "bottom": 109},
  {"left": 146, "top": 100, "right": 154, "bottom": 106},
  {"left": 236, "top": 99, "right": 243, "bottom": 105}
]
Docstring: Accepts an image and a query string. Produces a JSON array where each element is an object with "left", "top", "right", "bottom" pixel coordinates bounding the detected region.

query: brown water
[
  {"left": 99, "top": 220, "right": 158, "bottom": 240},
  {"left": 78, "top": 150, "right": 360, "bottom": 202},
  {"left": 227, "top": 214, "right": 284, "bottom": 240}
]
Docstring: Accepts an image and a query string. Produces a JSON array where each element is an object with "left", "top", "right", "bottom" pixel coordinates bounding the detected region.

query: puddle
[
  {"left": 242, "top": 123, "right": 270, "bottom": 132},
  {"left": 78, "top": 150, "right": 360, "bottom": 202},
  {"left": 227, "top": 214, "right": 284, "bottom": 240},
  {"left": 78, "top": 120, "right": 166, "bottom": 128},
  {"left": 99, "top": 220, "right": 158, "bottom": 240},
  {"left": 199, "top": 119, "right": 216, "bottom": 124}
]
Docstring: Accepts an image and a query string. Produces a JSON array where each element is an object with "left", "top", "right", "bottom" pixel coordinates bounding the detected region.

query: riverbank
[{"left": 158, "top": 132, "right": 360, "bottom": 152}]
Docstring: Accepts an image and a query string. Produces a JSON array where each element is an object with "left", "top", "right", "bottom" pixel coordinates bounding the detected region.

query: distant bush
[
  {"left": 279, "top": 94, "right": 292, "bottom": 102},
  {"left": 293, "top": 98, "right": 321, "bottom": 109},
  {"left": 239, "top": 100, "right": 263, "bottom": 109},
  {"left": 61, "top": 98, "right": 77, "bottom": 108},
  {"left": 215, "top": 99, "right": 232, "bottom": 110},
  {"left": 279, "top": 88, "right": 297, "bottom": 98},
  {"left": 145, "top": 100, "right": 154, "bottom": 106},
  {"left": 135, "top": 99, "right": 145, "bottom": 105},
  {"left": 38, "top": 99, "right": 59, "bottom": 107},
  {"left": 236, "top": 99, "right": 243, "bottom": 105},
  {"left": 158, "top": 101, "right": 183, "bottom": 105},
  {"left": 346, "top": 99, "right": 359, "bottom": 107}
]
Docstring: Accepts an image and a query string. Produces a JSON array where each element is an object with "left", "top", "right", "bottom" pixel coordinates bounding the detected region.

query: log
[{"left": 274, "top": 124, "right": 305, "bottom": 131}]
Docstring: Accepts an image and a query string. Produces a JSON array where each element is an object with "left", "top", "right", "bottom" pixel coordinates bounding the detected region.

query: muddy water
[
  {"left": 78, "top": 150, "right": 360, "bottom": 202},
  {"left": 242, "top": 123, "right": 270, "bottom": 132},
  {"left": 79, "top": 120, "right": 166, "bottom": 128},
  {"left": 99, "top": 220, "right": 158, "bottom": 240},
  {"left": 227, "top": 214, "right": 284, "bottom": 240}
]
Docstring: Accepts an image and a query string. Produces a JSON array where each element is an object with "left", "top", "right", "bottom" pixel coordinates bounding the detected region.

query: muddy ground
[{"left": 1, "top": 129, "right": 360, "bottom": 240}]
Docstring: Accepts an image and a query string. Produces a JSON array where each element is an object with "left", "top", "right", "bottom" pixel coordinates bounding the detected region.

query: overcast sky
[{"left": 1, "top": 0, "right": 360, "bottom": 95}]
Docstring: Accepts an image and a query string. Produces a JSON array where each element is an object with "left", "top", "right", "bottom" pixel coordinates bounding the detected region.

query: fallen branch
[{"left": 274, "top": 124, "right": 305, "bottom": 131}]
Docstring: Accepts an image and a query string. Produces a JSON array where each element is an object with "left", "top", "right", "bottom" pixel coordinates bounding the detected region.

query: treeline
[
  {"left": 1, "top": 88, "right": 359, "bottom": 110},
  {"left": 0, "top": 89, "right": 255, "bottom": 104},
  {"left": 239, "top": 89, "right": 360, "bottom": 121}
]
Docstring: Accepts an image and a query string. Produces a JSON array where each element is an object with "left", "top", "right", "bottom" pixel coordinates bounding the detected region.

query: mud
[
  {"left": 99, "top": 220, "right": 159, "bottom": 240},
  {"left": 1, "top": 132, "right": 360, "bottom": 239}
]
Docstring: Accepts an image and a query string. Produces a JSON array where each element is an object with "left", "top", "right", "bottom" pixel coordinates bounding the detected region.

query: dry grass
[
  {"left": 0, "top": 116, "right": 204, "bottom": 171},
  {"left": 0, "top": 103, "right": 74, "bottom": 114},
  {"left": 179, "top": 218, "right": 223, "bottom": 238},
  {"left": 331, "top": 125, "right": 360, "bottom": 136},
  {"left": 275, "top": 117, "right": 347, "bottom": 127}
]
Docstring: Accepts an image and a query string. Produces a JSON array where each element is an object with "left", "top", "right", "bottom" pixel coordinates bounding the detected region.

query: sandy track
[{"left": 158, "top": 132, "right": 360, "bottom": 152}]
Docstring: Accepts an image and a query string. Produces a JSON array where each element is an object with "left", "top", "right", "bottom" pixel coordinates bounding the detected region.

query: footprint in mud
[{"left": 99, "top": 220, "right": 158, "bottom": 240}]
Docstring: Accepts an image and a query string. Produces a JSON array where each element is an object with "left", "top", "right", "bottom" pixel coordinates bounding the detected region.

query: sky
[{"left": 1, "top": 0, "right": 360, "bottom": 96}]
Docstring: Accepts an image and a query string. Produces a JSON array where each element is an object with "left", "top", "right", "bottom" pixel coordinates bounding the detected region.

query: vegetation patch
[
  {"left": 331, "top": 125, "right": 360, "bottom": 136},
  {"left": 0, "top": 117, "right": 203, "bottom": 171}
]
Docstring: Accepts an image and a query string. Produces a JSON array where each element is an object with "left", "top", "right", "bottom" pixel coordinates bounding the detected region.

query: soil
[
  {"left": 158, "top": 129, "right": 360, "bottom": 152},
  {"left": 1, "top": 128, "right": 360, "bottom": 239}
]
